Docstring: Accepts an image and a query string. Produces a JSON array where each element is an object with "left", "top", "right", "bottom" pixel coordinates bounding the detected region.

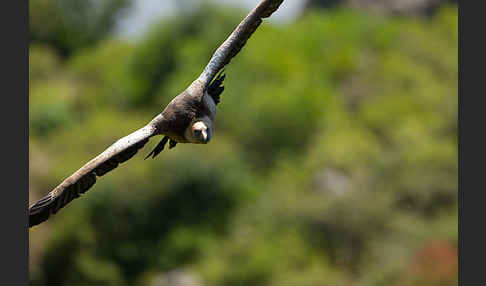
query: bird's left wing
[
  {"left": 29, "top": 124, "right": 157, "bottom": 228},
  {"left": 188, "top": 0, "right": 284, "bottom": 94}
]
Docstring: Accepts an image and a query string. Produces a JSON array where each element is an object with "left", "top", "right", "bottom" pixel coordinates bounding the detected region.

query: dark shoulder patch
[{"left": 160, "top": 90, "right": 198, "bottom": 135}]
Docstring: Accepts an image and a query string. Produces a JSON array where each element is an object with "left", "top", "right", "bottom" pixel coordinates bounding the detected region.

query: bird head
[{"left": 188, "top": 120, "right": 212, "bottom": 144}]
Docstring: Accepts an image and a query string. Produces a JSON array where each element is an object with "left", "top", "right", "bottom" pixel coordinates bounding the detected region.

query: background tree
[
  {"left": 29, "top": 2, "right": 458, "bottom": 286},
  {"left": 29, "top": 0, "right": 133, "bottom": 58}
]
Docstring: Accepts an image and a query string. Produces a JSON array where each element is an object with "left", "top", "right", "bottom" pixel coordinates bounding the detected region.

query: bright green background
[{"left": 29, "top": 1, "right": 458, "bottom": 285}]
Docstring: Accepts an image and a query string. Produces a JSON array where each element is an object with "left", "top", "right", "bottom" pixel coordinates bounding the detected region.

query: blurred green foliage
[
  {"left": 29, "top": 2, "right": 457, "bottom": 286},
  {"left": 29, "top": 0, "right": 132, "bottom": 58}
]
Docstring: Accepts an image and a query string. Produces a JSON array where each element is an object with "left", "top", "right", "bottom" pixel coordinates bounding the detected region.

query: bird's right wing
[
  {"left": 189, "top": 0, "right": 284, "bottom": 93},
  {"left": 29, "top": 124, "right": 157, "bottom": 228}
]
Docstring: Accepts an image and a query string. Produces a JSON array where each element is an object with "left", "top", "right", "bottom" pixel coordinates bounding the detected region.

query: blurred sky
[{"left": 116, "top": 0, "right": 305, "bottom": 39}]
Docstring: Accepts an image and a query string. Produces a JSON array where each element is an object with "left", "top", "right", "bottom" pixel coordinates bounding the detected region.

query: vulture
[{"left": 29, "top": 0, "right": 285, "bottom": 228}]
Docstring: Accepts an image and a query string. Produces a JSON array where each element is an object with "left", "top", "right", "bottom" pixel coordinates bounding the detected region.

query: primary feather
[
  {"left": 207, "top": 71, "right": 226, "bottom": 105},
  {"left": 29, "top": 125, "right": 155, "bottom": 227}
]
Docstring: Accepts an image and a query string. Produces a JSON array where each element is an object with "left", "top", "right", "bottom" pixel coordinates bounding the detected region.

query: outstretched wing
[
  {"left": 29, "top": 124, "right": 157, "bottom": 228},
  {"left": 189, "top": 0, "right": 284, "bottom": 93}
]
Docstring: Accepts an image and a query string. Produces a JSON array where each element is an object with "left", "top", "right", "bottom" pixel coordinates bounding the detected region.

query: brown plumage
[{"left": 29, "top": 0, "right": 284, "bottom": 228}]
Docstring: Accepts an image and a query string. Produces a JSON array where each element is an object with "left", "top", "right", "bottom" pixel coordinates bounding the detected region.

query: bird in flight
[{"left": 29, "top": 0, "right": 285, "bottom": 228}]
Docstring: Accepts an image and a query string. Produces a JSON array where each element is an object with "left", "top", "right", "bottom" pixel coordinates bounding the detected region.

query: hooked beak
[{"left": 202, "top": 130, "right": 210, "bottom": 143}]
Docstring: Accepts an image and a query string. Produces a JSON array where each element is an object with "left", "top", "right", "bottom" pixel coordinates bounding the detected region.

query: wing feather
[
  {"left": 189, "top": 0, "right": 284, "bottom": 92},
  {"left": 29, "top": 124, "right": 156, "bottom": 228}
]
